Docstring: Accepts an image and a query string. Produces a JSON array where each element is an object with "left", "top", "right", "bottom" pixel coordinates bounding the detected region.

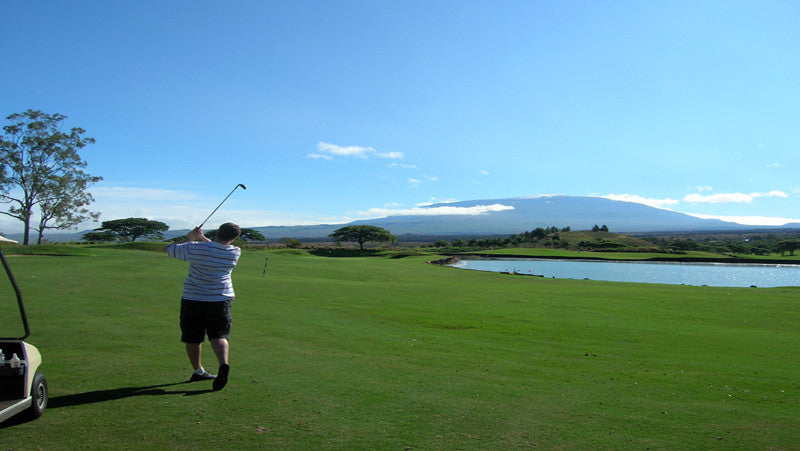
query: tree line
[
  {"left": 430, "top": 225, "right": 595, "bottom": 250},
  {"left": 427, "top": 225, "right": 800, "bottom": 256},
  {"left": 644, "top": 235, "right": 800, "bottom": 256},
  {"left": 82, "top": 217, "right": 266, "bottom": 243}
]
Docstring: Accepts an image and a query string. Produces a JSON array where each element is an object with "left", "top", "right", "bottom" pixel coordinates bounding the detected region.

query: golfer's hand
[{"left": 188, "top": 227, "right": 203, "bottom": 240}]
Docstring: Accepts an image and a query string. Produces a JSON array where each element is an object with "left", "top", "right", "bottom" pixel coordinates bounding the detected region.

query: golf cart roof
[{"left": 0, "top": 236, "right": 17, "bottom": 244}]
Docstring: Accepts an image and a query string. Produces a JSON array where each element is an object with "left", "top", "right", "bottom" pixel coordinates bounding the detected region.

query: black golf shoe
[{"left": 212, "top": 364, "right": 229, "bottom": 391}]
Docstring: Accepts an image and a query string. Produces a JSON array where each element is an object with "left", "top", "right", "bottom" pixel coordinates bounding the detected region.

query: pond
[{"left": 451, "top": 258, "right": 800, "bottom": 288}]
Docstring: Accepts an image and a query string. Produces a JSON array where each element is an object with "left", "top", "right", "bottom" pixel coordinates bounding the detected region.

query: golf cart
[{"left": 0, "top": 236, "right": 47, "bottom": 424}]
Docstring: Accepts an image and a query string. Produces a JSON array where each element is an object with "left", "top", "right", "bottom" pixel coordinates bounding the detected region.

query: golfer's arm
[
  {"left": 162, "top": 228, "right": 213, "bottom": 253},
  {"left": 163, "top": 235, "right": 203, "bottom": 253},
  {"left": 163, "top": 241, "right": 184, "bottom": 252}
]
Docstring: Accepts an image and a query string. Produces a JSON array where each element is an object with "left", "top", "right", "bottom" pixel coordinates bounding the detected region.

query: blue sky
[{"left": 2, "top": 1, "right": 799, "bottom": 234}]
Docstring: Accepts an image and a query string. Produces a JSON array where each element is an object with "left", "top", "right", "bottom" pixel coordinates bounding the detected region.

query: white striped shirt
[{"left": 166, "top": 241, "right": 241, "bottom": 302}]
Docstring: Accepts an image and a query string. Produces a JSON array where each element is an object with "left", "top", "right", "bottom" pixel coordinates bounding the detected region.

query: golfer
[{"left": 164, "top": 222, "right": 241, "bottom": 391}]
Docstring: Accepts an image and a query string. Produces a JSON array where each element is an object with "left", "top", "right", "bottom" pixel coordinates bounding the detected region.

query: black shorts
[{"left": 180, "top": 299, "right": 233, "bottom": 343}]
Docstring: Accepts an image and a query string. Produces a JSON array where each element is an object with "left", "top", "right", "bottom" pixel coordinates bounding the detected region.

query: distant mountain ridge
[
  {"left": 253, "top": 195, "right": 794, "bottom": 239},
  {"left": 346, "top": 196, "right": 761, "bottom": 235},
  {"left": 10, "top": 195, "right": 798, "bottom": 243}
]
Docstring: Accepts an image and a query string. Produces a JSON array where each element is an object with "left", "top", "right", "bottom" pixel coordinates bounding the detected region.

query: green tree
[
  {"left": 280, "top": 237, "right": 303, "bottom": 248},
  {"left": 727, "top": 242, "right": 748, "bottom": 255},
  {"left": 774, "top": 239, "right": 800, "bottom": 256},
  {"left": 94, "top": 218, "right": 169, "bottom": 242},
  {"left": 81, "top": 230, "right": 117, "bottom": 243},
  {"left": 329, "top": 225, "right": 396, "bottom": 250},
  {"left": 240, "top": 228, "right": 265, "bottom": 242},
  {"left": 531, "top": 227, "right": 548, "bottom": 240},
  {"left": 34, "top": 174, "right": 101, "bottom": 244},
  {"left": 0, "top": 110, "right": 102, "bottom": 244}
]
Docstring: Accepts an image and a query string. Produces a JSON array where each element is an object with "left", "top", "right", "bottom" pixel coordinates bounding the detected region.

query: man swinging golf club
[{"left": 164, "top": 222, "right": 241, "bottom": 391}]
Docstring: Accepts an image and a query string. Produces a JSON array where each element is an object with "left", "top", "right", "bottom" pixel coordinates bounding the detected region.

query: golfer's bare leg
[
  {"left": 210, "top": 338, "right": 229, "bottom": 365},
  {"left": 185, "top": 343, "right": 203, "bottom": 370}
]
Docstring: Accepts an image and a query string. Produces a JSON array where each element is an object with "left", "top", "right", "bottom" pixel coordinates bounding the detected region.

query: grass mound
[
  {"left": 308, "top": 248, "right": 389, "bottom": 258},
  {"left": 0, "top": 244, "right": 94, "bottom": 256},
  {"left": 88, "top": 241, "right": 167, "bottom": 252},
  {"left": 556, "top": 230, "right": 659, "bottom": 251},
  {"left": 386, "top": 251, "right": 426, "bottom": 258}
]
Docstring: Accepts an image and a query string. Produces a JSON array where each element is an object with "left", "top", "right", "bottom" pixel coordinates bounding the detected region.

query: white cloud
[
  {"left": 686, "top": 213, "right": 800, "bottom": 226},
  {"left": 316, "top": 142, "right": 373, "bottom": 158},
  {"left": 70, "top": 185, "right": 328, "bottom": 233},
  {"left": 598, "top": 190, "right": 795, "bottom": 227},
  {"left": 480, "top": 169, "right": 489, "bottom": 176},
  {"left": 378, "top": 151, "right": 404, "bottom": 159},
  {"left": 387, "top": 162, "right": 417, "bottom": 169},
  {"left": 683, "top": 191, "right": 788, "bottom": 204},
  {"left": 416, "top": 198, "right": 458, "bottom": 207},
  {"left": 90, "top": 186, "right": 200, "bottom": 201},
  {"left": 408, "top": 178, "right": 422, "bottom": 187},
  {"left": 356, "top": 203, "right": 514, "bottom": 218},
  {"left": 145, "top": 208, "right": 356, "bottom": 230},
  {"left": 307, "top": 153, "right": 333, "bottom": 160},
  {"left": 518, "top": 194, "right": 565, "bottom": 199},
  {"left": 601, "top": 194, "right": 680, "bottom": 209},
  {"left": 311, "top": 142, "right": 404, "bottom": 160}
]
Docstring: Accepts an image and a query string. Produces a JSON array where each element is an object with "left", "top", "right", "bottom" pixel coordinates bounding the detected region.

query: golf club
[{"left": 197, "top": 183, "right": 247, "bottom": 229}]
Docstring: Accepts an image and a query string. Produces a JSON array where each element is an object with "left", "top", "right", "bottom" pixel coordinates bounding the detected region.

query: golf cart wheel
[{"left": 25, "top": 372, "right": 48, "bottom": 419}]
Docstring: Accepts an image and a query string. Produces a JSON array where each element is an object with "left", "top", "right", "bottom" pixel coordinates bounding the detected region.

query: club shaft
[{"left": 198, "top": 185, "right": 243, "bottom": 229}]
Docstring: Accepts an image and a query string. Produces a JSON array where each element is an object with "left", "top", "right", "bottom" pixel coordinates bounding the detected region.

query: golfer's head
[{"left": 217, "top": 222, "right": 241, "bottom": 242}]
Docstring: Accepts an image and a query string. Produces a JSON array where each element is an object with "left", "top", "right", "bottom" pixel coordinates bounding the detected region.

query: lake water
[{"left": 451, "top": 258, "right": 800, "bottom": 287}]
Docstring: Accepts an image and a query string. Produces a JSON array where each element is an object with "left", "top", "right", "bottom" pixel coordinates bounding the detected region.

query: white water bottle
[
  {"left": 9, "top": 353, "right": 21, "bottom": 368},
  {"left": 0, "top": 350, "right": 4, "bottom": 366}
]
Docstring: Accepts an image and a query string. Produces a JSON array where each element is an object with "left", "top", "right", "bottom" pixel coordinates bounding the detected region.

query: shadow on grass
[
  {"left": 48, "top": 381, "right": 214, "bottom": 409},
  {"left": 16, "top": 381, "right": 215, "bottom": 417},
  {"left": 1, "top": 381, "right": 213, "bottom": 428}
]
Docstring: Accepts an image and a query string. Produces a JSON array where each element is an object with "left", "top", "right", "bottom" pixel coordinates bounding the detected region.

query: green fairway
[{"left": 1, "top": 246, "right": 798, "bottom": 449}]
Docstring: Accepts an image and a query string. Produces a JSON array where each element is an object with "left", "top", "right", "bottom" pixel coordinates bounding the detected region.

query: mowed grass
[{"left": 1, "top": 246, "right": 798, "bottom": 449}]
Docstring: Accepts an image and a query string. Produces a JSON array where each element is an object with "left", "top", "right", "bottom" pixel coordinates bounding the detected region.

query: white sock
[{"left": 194, "top": 367, "right": 206, "bottom": 375}]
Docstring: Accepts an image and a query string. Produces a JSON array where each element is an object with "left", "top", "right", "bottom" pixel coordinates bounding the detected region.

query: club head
[{"left": 238, "top": 184, "right": 247, "bottom": 190}]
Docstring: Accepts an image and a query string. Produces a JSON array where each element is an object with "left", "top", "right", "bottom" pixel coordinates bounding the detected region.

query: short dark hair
[{"left": 217, "top": 222, "right": 241, "bottom": 242}]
